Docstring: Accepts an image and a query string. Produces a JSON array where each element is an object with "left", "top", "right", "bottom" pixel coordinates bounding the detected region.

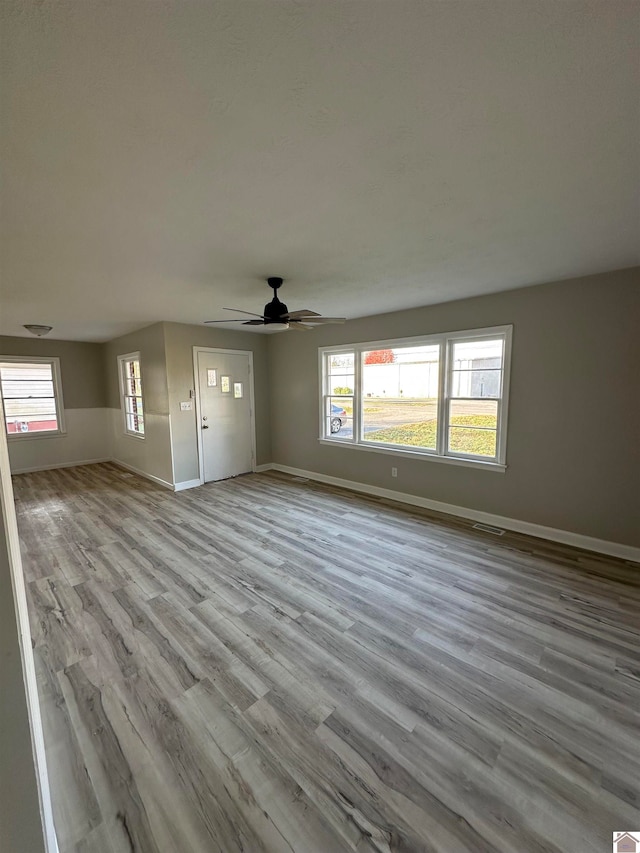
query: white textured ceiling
[{"left": 1, "top": 1, "right": 638, "bottom": 342}]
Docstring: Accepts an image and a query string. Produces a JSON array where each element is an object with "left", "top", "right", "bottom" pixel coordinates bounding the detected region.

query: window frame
[
  {"left": 0, "top": 355, "right": 66, "bottom": 440},
  {"left": 117, "top": 352, "right": 145, "bottom": 439},
  {"left": 319, "top": 325, "right": 512, "bottom": 471}
]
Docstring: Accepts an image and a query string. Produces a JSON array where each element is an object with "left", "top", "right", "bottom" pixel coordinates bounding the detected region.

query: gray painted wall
[
  {"left": 104, "top": 323, "right": 170, "bottom": 414},
  {"left": 163, "top": 322, "right": 271, "bottom": 485},
  {"left": 0, "top": 336, "right": 109, "bottom": 473},
  {"left": 0, "top": 488, "right": 46, "bottom": 853},
  {"left": 0, "top": 336, "right": 106, "bottom": 409},
  {"left": 103, "top": 323, "right": 173, "bottom": 485},
  {"left": 268, "top": 267, "right": 640, "bottom": 548}
]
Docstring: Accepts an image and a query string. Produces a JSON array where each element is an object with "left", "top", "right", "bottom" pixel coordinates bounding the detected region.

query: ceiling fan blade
[
  {"left": 289, "top": 322, "right": 314, "bottom": 331},
  {"left": 280, "top": 309, "right": 321, "bottom": 319},
  {"left": 242, "top": 319, "right": 266, "bottom": 326},
  {"left": 223, "top": 308, "right": 267, "bottom": 319},
  {"left": 204, "top": 319, "right": 255, "bottom": 324},
  {"left": 301, "top": 317, "right": 346, "bottom": 324}
]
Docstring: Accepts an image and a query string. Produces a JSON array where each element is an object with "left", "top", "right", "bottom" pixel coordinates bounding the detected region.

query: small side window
[{"left": 118, "top": 353, "right": 145, "bottom": 437}]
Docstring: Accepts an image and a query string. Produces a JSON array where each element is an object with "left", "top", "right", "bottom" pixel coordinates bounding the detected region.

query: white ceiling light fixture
[{"left": 23, "top": 324, "right": 53, "bottom": 337}]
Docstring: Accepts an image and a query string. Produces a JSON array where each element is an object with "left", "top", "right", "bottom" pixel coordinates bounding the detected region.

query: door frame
[
  {"left": 0, "top": 397, "right": 59, "bottom": 851},
  {"left": 192, "top": 347, "right": 257, "bottom": 485}
]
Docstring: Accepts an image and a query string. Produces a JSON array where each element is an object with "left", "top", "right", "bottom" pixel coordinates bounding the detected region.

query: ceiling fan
[{"left": 204, "top": 277, "right": 346, "bottom": 331}]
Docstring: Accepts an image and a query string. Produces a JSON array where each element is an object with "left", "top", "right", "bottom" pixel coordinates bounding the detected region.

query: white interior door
[{"left": 197, "top": 350, "right": 254, "bottom": 483}]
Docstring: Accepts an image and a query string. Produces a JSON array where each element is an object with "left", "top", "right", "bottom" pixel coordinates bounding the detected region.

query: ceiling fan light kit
[{"left": 204, "top": 277, "right": 346, "bottom": 331}]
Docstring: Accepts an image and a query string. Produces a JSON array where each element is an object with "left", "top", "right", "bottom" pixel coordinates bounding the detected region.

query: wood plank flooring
[{"left": 13, "top": 462, "right": 640, "bottom": 852}]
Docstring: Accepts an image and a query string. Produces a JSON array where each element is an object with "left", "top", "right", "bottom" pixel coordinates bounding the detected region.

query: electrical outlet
[
  {"left": 180, "top": 401, "right": 192, "bottom": 411},
  {"left": 391, "top": 467, "right": 398, "bottom": 478}
]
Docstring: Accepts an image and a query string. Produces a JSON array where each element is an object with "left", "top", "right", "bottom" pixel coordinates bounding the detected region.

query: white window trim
[
  {"left": 318, "top": 325, "right": 512, "bottom": 471},
  {"left": 0, "top": 355, "right": 66, "bottom": 440},
  {"left": 117, "top": 351, "right": 145, "bottom": 439}
]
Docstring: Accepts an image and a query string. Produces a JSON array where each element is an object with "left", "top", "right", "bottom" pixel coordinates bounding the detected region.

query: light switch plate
[{"left": 180, "top": 401, "right": 192, "bottom": 411}]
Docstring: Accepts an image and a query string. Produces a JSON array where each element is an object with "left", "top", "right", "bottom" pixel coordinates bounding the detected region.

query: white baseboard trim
[
  {"left": 11, "top": 457, "right": 110, "bottom": 475},
  {"left": 111, "top": 459, "right": 174, "bottom": 491},
  {"left": 174, "top": 478, "right": 202, "bottom": 492},
  {"left": 264, "top": 463, "right": 640, "bottom": 564},
  {"left": 254, "top": 464, "right": 272, "bottom": 473}
]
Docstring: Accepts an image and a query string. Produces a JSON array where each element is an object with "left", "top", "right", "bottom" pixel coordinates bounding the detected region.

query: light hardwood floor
[{"left": 14, "top": 462, "right": 640, "bottom": 852}]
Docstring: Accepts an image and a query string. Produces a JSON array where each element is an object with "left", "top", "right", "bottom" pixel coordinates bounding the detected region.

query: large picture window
[
  {"left": 118, "top": 352, "right": 145, "bottom": 437},
  {"left": 320, "top": 326, "right": 512, "bottom": 467},
  {"left": 0, "top": 357, "right": 65, "bottom": 437}
]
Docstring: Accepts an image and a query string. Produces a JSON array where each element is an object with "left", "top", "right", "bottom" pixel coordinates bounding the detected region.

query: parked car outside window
[{"left": 331, "top": 403, "right": 346, "bottom": 434}]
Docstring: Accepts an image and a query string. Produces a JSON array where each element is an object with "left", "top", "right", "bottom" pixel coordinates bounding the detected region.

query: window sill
[
  {"left": 318, "top": 438, "right": 506, "bottom": 472},
  {"left": 7, "top": 430, "right": 67, "bottom": 442},
  {"left": 123, "top": 431, "right": 146, "bottom": 440}
]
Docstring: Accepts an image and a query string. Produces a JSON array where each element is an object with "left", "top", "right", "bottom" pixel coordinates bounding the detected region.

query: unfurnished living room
[{"left": 1, "top": 2, "right": 639, "bottom": 852}]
